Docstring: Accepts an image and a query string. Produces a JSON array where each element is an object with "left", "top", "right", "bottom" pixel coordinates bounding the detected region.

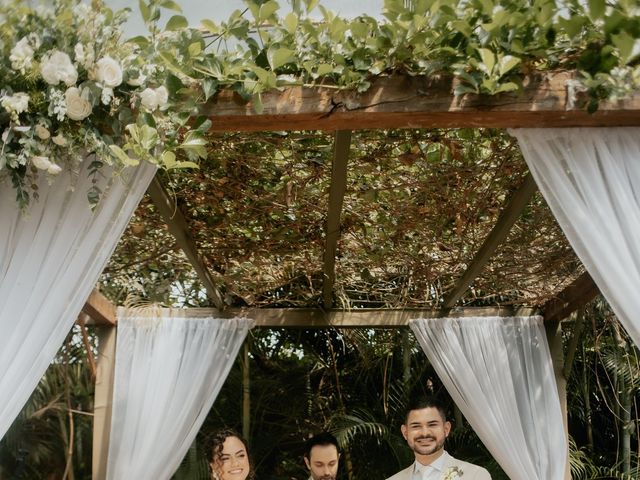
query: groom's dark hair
[
  {"left": 304, "top": 432, "right": 339, "bottom": 459},
  {"left": 404, "top": 396, "right": 448, "bottom": 423}
]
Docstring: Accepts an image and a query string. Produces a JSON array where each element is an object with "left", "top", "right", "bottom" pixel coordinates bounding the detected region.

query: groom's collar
[{"left": 413, "top": 450, "right": 450, "bottom": 475}]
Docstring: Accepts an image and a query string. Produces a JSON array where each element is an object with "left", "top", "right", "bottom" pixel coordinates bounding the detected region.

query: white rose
[
  {"left": 139, "top": 87, "right": 159, "bottom": 110},
  {"left": 52, "top": 134, "right": 67, "bottom": 146},
  {"left": 47, "top": 163, "right": 63, "bottom": 175},
  {"left": 155, "top": 86, "right": 169, "bottom": 109},
  {"left": 35, "top": 124, "right": 50, "bottom": 140},
  {"left": 41, "top": 50, "right": 78, "bottom": 86},
  {"left": 95, "top": 56, "right": 123, "bottom": 88},
  {"left": 32, "top": 155, "right": 52, "bottom": 170},
  {"left": 65, "top": 87, "right": 92, "bottom": 121},
  {"left": 10, "top": 37, "right": 35, "bottom": 72}
]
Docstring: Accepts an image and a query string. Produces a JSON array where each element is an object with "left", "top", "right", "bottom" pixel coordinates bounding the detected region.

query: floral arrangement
[
  {"left": 443, "top": 466, "right": 464, "bottom": 480},
  {"left": 0, "top": 0, "right": 207, "bottom": 208}
]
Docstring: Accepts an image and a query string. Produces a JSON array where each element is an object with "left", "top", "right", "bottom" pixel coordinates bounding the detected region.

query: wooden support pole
[
  {"left": 92, "top": 326, "right": 117, "bottom": 480},
  {"left": 442, "top": 173, "right": 537, "bottom": 310},
  {"left": 322, "top": 130, "right": 351, "bottom": 309},
  {"left": 545, "top": 320, "right": 572, "bottom": 480}
]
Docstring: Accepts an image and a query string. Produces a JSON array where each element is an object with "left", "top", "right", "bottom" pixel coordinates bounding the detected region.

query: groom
[{"left": 386, "top": 397, "right": 491, "bottom": 480}]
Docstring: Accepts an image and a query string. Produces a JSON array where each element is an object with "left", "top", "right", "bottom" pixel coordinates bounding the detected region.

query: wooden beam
[
  {"left": 442, "top": 173, "right": 537, "bottom": 310},
  {"left": 202, "top": 72, "right": 640, "bottom": 132},
  {"left": 543, "top": 271, "right": 600, "bottom": 323},
  {"left": 92, "top": 326, "right": 117, "bottom": 480},
  {"left": 545, "top": 320, "right": 571, "bottom": 480},
  {"left": 147, "top": 176, "right": 225, "bottom": 309},
  {"left": 322, "top": 130, "right": 352, "bottom": 309},
  {"left": 82, "top": 289, "right": 116, "bottom": 326},
  {"left": 167, "top": 306, "right": 538, "bottom": 328}
]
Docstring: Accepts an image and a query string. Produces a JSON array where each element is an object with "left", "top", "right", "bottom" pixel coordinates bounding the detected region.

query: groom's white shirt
[{"left": 385, "top": 451, "right": 491, "bottom": 480}]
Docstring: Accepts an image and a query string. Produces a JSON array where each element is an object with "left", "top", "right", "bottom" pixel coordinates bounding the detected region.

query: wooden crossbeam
[
  {"left": 147, "top": 176, "right": 225, "bottom": 309},
  {"left": 171, "top": 306, "right": 538, "bottom": 327},
  {"left": 202, "top": 72, "right": 640, "bottom": 132},
  {"left": 442, "top": 173, "right": 537, "bottom": 310},
  {"left": 543, "top": 271, "right": 600, "bottom": 323},
  {"left": 81, "top": 289, "right": 116, "bottom": 326},
  {"left": 322, "top": 130, "right": 352, "bottom": 309}
]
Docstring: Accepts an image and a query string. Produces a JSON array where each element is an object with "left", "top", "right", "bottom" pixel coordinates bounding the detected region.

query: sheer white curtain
[
  {"left": 410, "top": 316, "right": 566, "bottom": 480},
  {"left": 106, "top": 309, "right": 254, "bottom": 480},
  {"left": 0, "top": 160, "right": 156, "bottom": 440},
  {"left": 511, "top": 127, "right": 640, "bottom": 347}
]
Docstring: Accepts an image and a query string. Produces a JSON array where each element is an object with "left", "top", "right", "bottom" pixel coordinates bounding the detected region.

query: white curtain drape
[
  {"left": 511, "top": 127, "right": 640, "bottom": 347},
  {"left": 106, "top": 309, "right": 254, "bottom": 480},
  {"left": 0, "top": 160, "right": 156, "bottom": 440},
  {"left": 410, "top": 316, "right": 566, "bottom": 480}
]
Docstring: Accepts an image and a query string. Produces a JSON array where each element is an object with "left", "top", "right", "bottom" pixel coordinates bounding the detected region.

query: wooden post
[
  {"left": 242, "top": 341, "right": 250, "bottom": 441},
  {"left": 545, "top": 320, "right": 572, "bottom": 480},
  {"left": 92, "top": 326, "right": 117, "bottom": 480}
]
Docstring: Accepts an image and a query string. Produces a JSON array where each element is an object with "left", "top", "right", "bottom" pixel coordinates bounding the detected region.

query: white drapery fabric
[
  {"left": 410, "top": 316, "right": 566, "bottom": 480},
  {"left": 0, "top": 161, "right": 156, "bottom": 440},
  {"left": 511, "top": 127, "right": 640, "bottom": 347},
  {"left": 106, "top": 310, "right": 254, "bottom": 480}
]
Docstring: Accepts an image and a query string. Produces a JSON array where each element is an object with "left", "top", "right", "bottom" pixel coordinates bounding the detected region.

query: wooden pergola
[{"left": 82, "top": 70, "right": 640, "bottom": 479}]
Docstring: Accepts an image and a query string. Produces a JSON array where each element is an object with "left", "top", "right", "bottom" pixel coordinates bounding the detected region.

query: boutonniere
[{"left": 443, "top": 466, "right": 463, "bottom": 479}]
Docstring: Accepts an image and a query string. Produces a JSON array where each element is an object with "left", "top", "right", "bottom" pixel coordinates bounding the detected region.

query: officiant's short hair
[
  {"left": 404, "top": 396, "right": 448, "bottom": 423},
  {"left": 304, "top": 432, "right": 339, "bottom": 459}
]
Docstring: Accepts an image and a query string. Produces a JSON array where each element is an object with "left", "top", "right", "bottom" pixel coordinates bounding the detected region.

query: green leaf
[
  {"left": 165, "top": 15, "right": 188, "bottom": 31},
  {"left": 497, "top": 55, "right": 521, "bottom": 77},
  {"left": 188, "top": 41, "right": 202, "bottom": 57},
  {"left": 259, "top": 1, "right": 279, "bottom": 22},
  {"left": 109, "top": 145, "right": 139, "bottom": 166},
  {"left": 159, "top": 0, "right": 182, "bottom": 12},
  {"left": 127, "top": 36, "right": 151, "bottom": 48},
  {"left": 169, "top": 161, "right": 200, "bottom": 170},
  {"left": 200, "top": 19, "right": 220, "bottom": 34},
  {"left": 252, "top": 92, "right": 264, "bottom": 114},
  {"left": 305, "top": 0, "right": 320, "bottom": 14},
  {"left": 139, "top": 125, "right": 159, "bottom": 150},
  {"left": 612, "top": 31, "right": 636, "bottom": 64},
  {"left": 139, "top": 0, "right": 150, "bottom": 23},
  {"left": 283, "top": 12, "right": 298, "bottom": 34},
  {"left": 267, "top": 47, "right": 295, "bottom": 70},
  {"left": 160, "top": 150, "right": 176, "bottom": 167},
  {"left": 588, "top": 0, "right": 606, "bottom": 20},
  {"left": 478, "top": 48, "right": 496, "bottom": 75}
]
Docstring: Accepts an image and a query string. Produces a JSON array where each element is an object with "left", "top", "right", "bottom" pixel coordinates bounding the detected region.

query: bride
[{"left": 208, "top": 428, "right": 256, "bottom": 480}]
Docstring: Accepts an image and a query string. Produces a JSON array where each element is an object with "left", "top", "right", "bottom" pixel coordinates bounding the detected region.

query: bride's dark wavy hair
[{"left": 205, "top": 428, "right": 256, "bottom": 480}]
